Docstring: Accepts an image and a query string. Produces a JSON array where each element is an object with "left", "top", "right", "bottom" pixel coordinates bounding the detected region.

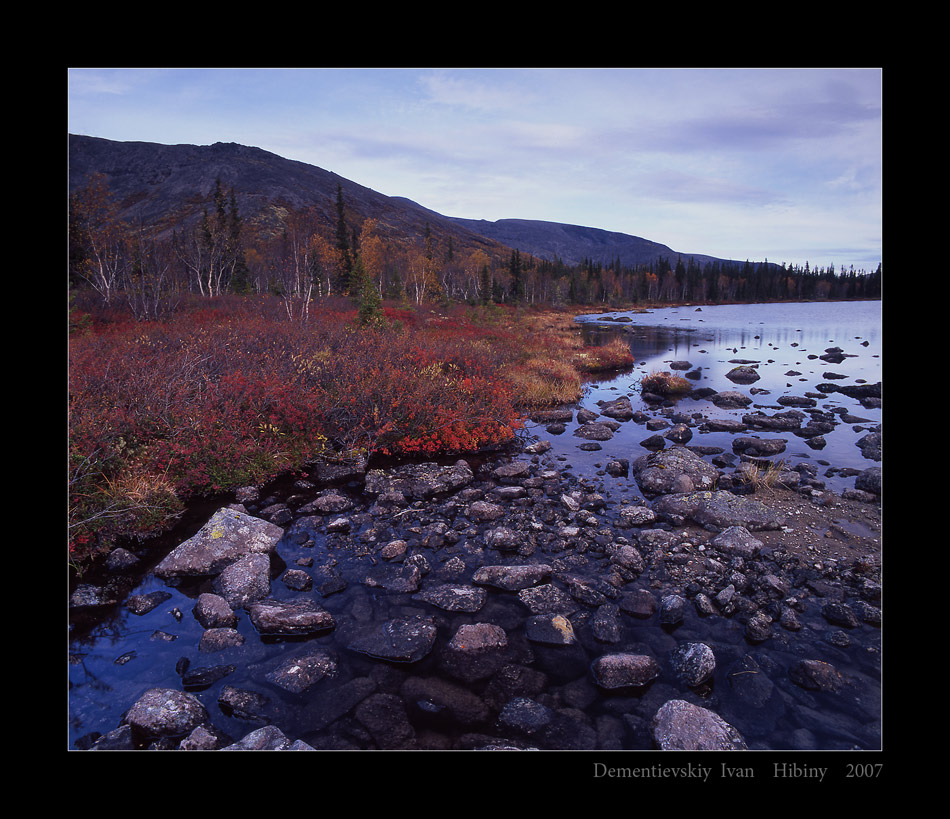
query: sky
[{"left": 67, "top": 67, "right": 883, "bottom": 272}]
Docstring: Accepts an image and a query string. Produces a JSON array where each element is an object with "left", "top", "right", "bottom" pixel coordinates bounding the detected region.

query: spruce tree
[{"left": 334, "top": 184, "right": 353, "bottom": 292}]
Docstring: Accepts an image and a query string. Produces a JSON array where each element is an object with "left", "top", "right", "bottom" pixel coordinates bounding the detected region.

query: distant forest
[{"left": 68, "top": 175, "right": 882, "bottom": 320}]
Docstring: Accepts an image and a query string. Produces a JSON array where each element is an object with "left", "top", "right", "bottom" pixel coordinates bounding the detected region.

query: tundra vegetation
[{"left": 68, "top": 294, "right": 633, "bottom": 570}]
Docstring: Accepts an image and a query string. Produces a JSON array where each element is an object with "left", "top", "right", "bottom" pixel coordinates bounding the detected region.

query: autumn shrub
[
  {"left": 68, "top": 297, "right": 640, "bottom": 563},
  {"left": 640, "top": 369, "right": 693, "bottom": 395}
]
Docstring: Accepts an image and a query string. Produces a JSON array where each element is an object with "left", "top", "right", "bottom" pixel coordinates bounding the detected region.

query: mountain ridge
[{"left": 68, "top": 133, "right": 744, "bottom": 270}]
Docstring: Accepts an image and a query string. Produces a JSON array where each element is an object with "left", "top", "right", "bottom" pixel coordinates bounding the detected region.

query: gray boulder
[
  {"left": 124, "top": 688, "right": 209, "bottom": 739},
  {"left": 153, "top": 508, "right": 283, "bottom": 579},
  {"left": 213, "top": 552, "right": 272, "bottom": 609},
  {"left": 651, "top": 699, "right": 747, "bottom": 750},
  {"left": 632, "top": 446, "right": 719, "bottom": 496}
]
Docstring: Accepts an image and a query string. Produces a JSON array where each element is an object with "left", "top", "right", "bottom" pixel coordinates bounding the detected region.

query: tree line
[{"left": 69, "top": 174, "right": 882, "bottom": 321}]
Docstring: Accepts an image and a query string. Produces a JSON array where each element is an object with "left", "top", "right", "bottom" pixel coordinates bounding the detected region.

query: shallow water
[
  {"left": 572, "top": 300, "right": 881, "bottom": 494},
  {"left": 68, "top": 301, "right": 882, "bottom": 752}
]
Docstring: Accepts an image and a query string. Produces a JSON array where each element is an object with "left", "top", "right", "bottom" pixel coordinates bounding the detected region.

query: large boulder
[
  {"left": 124, "top": 688, "right": 209, "bottom": 739},
  {"left": 153, "top": 508, "right": 283, "bottom": 579},
  {"left": 632, "top": 446, "right": 719, "bottom": 497}
]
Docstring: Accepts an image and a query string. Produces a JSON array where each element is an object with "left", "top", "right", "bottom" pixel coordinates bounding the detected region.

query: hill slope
[{"left": 69, "top": 134, "right": 736, "bottom": 269}]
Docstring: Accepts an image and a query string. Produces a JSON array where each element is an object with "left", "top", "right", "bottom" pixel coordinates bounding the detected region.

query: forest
[
  {"left": 68, "top": 174, "right": 882, "bottom": 321},
  {"left": 67, "top": 174, "right": 881, "bottom": 573}
]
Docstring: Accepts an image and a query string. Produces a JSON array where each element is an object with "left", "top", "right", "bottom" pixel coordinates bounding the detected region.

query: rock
[
  {"left": 282, "top": 568, "right": 312, "bottom": 591},
  {"left": 619, "top": 588, "right": 657, "bottom": 618},
  {"left": 743, "top": 410, "right": 805, "bottom": 431},
  {"left": 212, "top": 552, "right": 272, "bottom": 609},
  {"left": 665, "top": 423, "right": 693, "bottom": 444},
  {"left": 181, "top": 663, "right": 236, "bottom": 690},
  {"left": 518, "top": 584, "right": 579, "bottom": 616},
  {"left": 573, "top": 422, "right": 615, "bottom": 441},
  {"left": 744, "top": 612, "right": 773, "bottom": 642},
  {"left": 124, "top": 688, "right": 209, "bottom": 739},
  {"left": 106, "top": 547, "right": 140, "bottom": 571},
  {"left": 710, "top": 526, "right": 764, "bottom": 558},
  {"left": 498, "top": 697, "right": 554, "bottom": 735},
  {"left": 467, "top": 500, "right": 505, "bottom": 522},
  {"left": 855, "top": 466, "right": 881, "bottom": 494},
  {"left": 651, "top": 699, "right": 748, "bottom": 750},
  {"left": 652, "top": 490, "right": 784, "bottom": 531},
  {"left": 247, "top": 598, "right": 335, "bottom": 636},
  {"left": 222, "top": 724, "right": 312, "bottom": 750},
  {"left": 193, "top": 593, "right": 237, "bottom": 629},
  {"left": 297, "top": 490, "right": 353, "bottom": 515},
  {"left": 413, "top": 583, "right": 487, "bottom": 613},
  {"left": 591, "top": 604, "right": 623, "bottom": 643},
  {"left": 591, "top": 653, "right": 660, "bottom": 689},
  {"left": 218, "top": 685, "right": 270, "bottom": 722},
  {"left": 400, "top": 676, "right": 490, "bottom": 726},
  {"left": 710, "top": 391, "right": 753, "bottom": 409},
  {"left": 618, "top": 505, "right": 656, "bottom": 527},
  {"left": 442, "top": 623, "right": 510, "bottom": 682},
  {"left": 733, "top": 436, "right": 788, "bottom": 456},
  {"left": 857, "top": 432, "right": 882, "bottom": 462},
  {"left": 355, "top": 693, "right": 417, "bottom": 749},
  {"left": 265, "top": 649, "right": 338, "bottom": 694},
  {"left": 472, "top": 564, "right": 552, "bottom": 590},
  {"left": 364, "top": 460, "right": 474, "bottom": 499},
  {"left": 821, "top": 602, "right": 860, "bottom": 629},
  {"left": 659, "top": 594, "right": 686, "bottom": 625},
  {"left": 485, "top": 526, "right": 521, "bottom": 551},
  {"left": 492, "top": 461, "right": 532, "bottom": 483},
  {"left": 631, "top": 446, "right": 719, "bottom": 497},
  {"left": 704, "top": 418, "right": 748, "bottom": 433},
  {"left": 598, "top": 396, "right": 635, "bottom": 421},
  {"left": 726, "top": 366, "right": 760, "bottom": 384},
  {"left": 126, "top": 591, "right": 172, "bottom": 616},
  {"left": 525, "top": 613, "right": 577, "bottom": 645},
  {"left": 670, "top": 642, "right": 716, "bottom": 686},
  {"left": 348, "top": 617, "right": 438, "bottom": 663},
  {"left": 789, "top": 659, "right": 846, "bottom": 692},
  {"left": 153, "top": 508, "right": 283, "bottom": 579},
  {"left": 198, "top": 627, "right": 245, "bottom": 652}
]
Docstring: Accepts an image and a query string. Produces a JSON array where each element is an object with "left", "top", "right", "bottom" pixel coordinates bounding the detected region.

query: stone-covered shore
[{"left": 71, "top": 427, "right": 881, "bottom": 751}]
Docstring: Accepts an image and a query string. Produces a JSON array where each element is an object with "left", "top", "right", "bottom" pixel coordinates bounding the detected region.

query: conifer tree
[{"left": 334, "top": 183, "right": 353, "bottom": 292}]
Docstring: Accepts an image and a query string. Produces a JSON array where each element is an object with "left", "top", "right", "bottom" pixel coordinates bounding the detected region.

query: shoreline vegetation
[{"left": 67, "top": 293, "right": 878, "bottom": 576}]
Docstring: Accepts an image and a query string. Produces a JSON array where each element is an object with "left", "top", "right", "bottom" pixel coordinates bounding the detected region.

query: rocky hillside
[
  {"left": 448, "top": 216, "right": 728, "bottom": 268},
  {"left": 67, "top": 134, "right": 508, "bottom": 259},
  {"left": 69, "top": 134, "right": 733, "bottom": 268}
]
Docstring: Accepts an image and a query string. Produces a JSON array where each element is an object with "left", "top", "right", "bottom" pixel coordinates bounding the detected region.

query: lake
[{"left": 570, "top": 299, "right": 881, "bottom": 494}]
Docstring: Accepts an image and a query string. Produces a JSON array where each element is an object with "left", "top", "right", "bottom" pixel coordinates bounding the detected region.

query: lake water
[
  {"left": 68, "top": 300, "right": 882, "bottom": 753},
  {"left": 570, "top": 300, "right": 882, "bottom": 495}
]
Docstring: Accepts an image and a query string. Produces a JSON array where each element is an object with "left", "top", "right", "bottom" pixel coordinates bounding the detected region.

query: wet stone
[
  {"left": 348, "top": 618, "right": 438, "bottom": 663},
  {"left": 247, "top": 598, "right": 335, "bottom": 636},
  {"left": 265, "top": 649, "right": 338, "bottom": 694},
  {"left": 413, "top": 583, "right": 487, "bottom": 613}
]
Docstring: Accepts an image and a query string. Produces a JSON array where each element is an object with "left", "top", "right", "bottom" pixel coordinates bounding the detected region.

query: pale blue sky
[{"left": 67, "top": 67, "right": 883, "bottom": 272}]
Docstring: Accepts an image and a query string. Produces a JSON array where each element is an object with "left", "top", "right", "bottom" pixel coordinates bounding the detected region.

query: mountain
[
  {"left": 447, "top": 216, "right": 727, "bottom": 269},
  {"left": 68, "top": 134, "right": 508, "bottom": 260},
  {"left": 68, "top": 134, "right": 735, "bottom": 269}
]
